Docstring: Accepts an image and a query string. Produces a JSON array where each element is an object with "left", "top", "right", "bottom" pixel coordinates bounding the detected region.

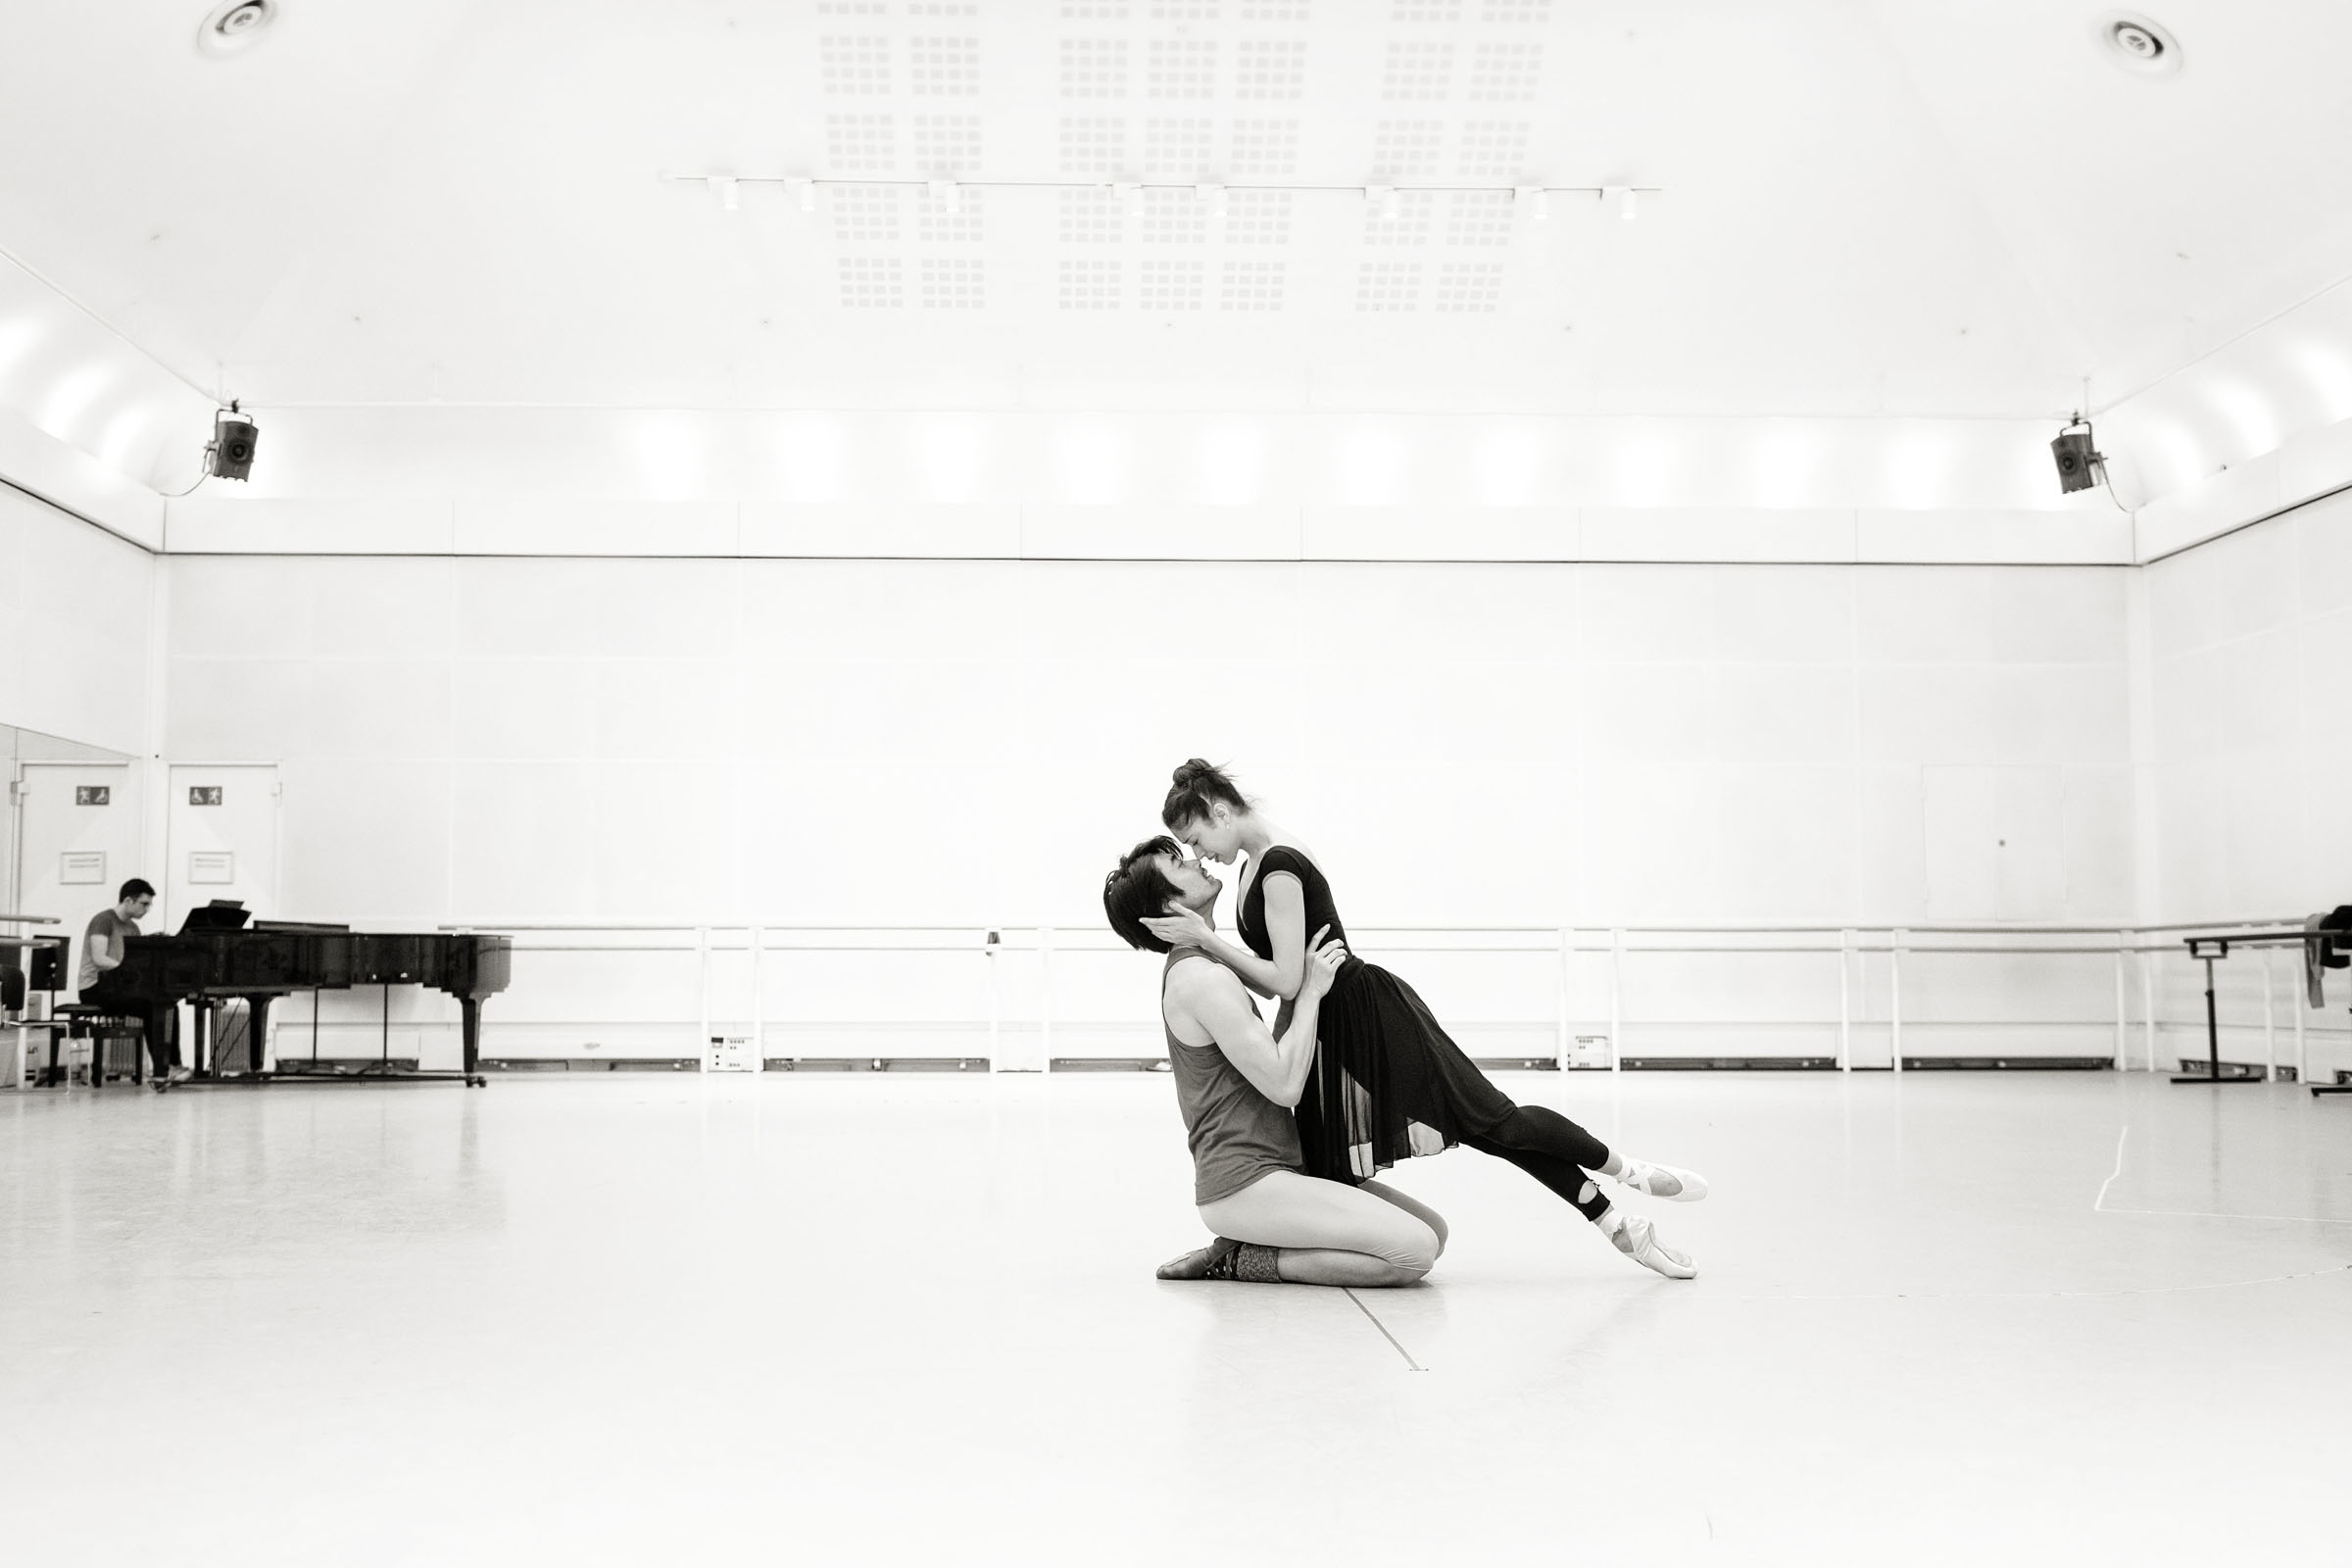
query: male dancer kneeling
[{"left": 1105, "top": 837, "right": 1447, "bottom": 1286}]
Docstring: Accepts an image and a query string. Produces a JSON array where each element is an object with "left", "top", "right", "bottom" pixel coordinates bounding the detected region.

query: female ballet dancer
[
  {"left": 1103, "top": 838, "right": 1449, "bottom": 1287},
  {"left": 1140, "top": 760, "right": 1706, "bottom": 1279}
]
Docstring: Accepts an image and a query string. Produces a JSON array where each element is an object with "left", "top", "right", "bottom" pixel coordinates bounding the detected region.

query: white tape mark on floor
[
  {"left": 2093, "top": 1124, "right": 2129, "bottom": 1211},
  {"left": 1341, "top": 1288, "right": 1427, "bottom": 1372}
]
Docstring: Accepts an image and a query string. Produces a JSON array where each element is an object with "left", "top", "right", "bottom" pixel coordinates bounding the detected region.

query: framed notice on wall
[
  {"left": 189, "top": 851, "right": 235, "bottom": 885},
  {"left": 61, "top": 851, "right": 106, "bottom": 885}
]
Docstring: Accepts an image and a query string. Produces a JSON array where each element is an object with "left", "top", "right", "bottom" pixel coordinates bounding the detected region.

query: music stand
[
  {"left": 176, "top": 900, "right": 250, "bottom": 935},
  {"left": 2175, "top": 937, "right": 2267, "bottom": 1084}
]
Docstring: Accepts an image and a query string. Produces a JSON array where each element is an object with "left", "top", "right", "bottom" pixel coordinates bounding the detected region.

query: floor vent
[
  {"left": 481, "top": 1058, "right": 700, "bottom": 1073},
  {"left": 1472, "top": 1056, "right": 1558, "bottom": 1071},
  {"left": 1903, "top": 1056, "right": 2115, "bottom": 1071},
  {"left": 1621, "top": 1056, "right": 1838, "bottom": 1071},
  {"left": 274, "top": 1057, "right": 420, "bottom": 1073},
  {"left": 764, "top": 1056, "right": 990, "bottom": 1072},
  {"left": 2174, "top": 1058, "right": 2269, "bottom": 1082},
  {"left": 1053, "top": 1057, "right": 1170, "bottom": 1072}
]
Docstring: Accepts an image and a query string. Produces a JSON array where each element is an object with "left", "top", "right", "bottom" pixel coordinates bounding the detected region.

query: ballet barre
[{"left": 431, "top": 915, "right": 2345, "bottom": 1079}]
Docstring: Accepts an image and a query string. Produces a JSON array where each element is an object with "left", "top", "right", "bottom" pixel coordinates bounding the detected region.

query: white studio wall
[
  {"left": 0, "top": 483, "right": 154, "bottom": 760},
  {"left": 2145, "top": 497, "right": 2352, "bottom": 922},
  {"left": 159, "top": 552, "right": 2137, "bottom": 1065},
  {"left": 2137, "top": 497, "right": 2352, "bottom": 1079}
]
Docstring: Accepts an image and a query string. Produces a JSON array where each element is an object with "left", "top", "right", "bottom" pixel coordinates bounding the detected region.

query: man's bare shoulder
[
  {"left": 1163, "top": 952, "right": 1242, "bottom": 1004},
  {"left": 1163, "top": 954, "right": 1254, "bottom": 1049}
]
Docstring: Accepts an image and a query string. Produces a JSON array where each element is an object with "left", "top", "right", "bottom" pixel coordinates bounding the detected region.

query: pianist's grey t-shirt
[{"left": 79, "top": 908, "right": 138, "bottom": 993}]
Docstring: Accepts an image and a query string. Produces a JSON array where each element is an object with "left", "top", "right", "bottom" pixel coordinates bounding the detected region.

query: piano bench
[{"left": 51, "top": 1005, "right": 148, "bottom": 1087}]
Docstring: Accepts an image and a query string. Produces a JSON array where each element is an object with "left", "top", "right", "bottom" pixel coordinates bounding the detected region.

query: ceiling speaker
[
  {"left": 2051, "top": 423, "right": 2102, "bottom": 495},
  {"left": 208, "top": 407, "right": 260, "bottom": 482}
]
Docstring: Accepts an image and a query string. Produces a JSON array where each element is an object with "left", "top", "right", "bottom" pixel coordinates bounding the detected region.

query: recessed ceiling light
[
  {"left": 196, "top": 0, "right": 279, "bottom": 56},
  {"left": 2093, "top": 12, "right": 2182, "bottom": 77}
]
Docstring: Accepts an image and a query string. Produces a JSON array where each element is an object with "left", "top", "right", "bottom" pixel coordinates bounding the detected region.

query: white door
[
  {"left": 13, "top": 760, "right": 143, "bottom": 995},
  {"left": 166, "top": 764, "right": 280, "bottom": 933},
  {"left": 1992, "top": 767, "right": 2068, "bottom": 921}
]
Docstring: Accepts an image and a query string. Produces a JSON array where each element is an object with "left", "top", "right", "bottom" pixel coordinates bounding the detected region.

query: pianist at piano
[
  {"left": 94, "top": 906, "right": 514, "bottom": 1089},
  {"left": 76, "top": 876, "right": 188, "bottom": 1086}
]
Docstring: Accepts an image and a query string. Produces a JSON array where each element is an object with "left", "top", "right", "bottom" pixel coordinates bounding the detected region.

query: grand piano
[{"left": 106, "top": 907, "right": 511, "bottom": 1089}]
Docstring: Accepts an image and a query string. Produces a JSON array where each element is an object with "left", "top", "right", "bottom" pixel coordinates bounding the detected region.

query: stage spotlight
[
  {"left": 207, "top": 402, "right": 260, "bottom": 482},
  {"left": 2050, "top": 416, "right": 2103, "bottom": 495}
]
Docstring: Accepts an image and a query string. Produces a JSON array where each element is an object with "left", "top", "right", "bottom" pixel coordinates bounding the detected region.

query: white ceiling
[{"left": 6, "top": 0, "right": 2348, "bottom": 432}]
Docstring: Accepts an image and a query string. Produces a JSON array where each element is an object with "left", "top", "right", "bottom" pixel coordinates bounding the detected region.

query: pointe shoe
[
  {"left": 1612, "top": 1156, "right": 1708, "bottom": 1202},
  {"left": 1604, "top": 1212, "right": 1697, "bottom": 1280}
]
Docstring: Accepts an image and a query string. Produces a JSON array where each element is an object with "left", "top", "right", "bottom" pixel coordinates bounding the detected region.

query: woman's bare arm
[
  {"left": 1168, "top": 963, "right": 1320, "bottom": 1107},
  {"left": 1166, "top": 934, "right": 1344, "bottom": 1107},
  {"left": 1146, "top": 873, "right": 1307, "bottom": 1000}
]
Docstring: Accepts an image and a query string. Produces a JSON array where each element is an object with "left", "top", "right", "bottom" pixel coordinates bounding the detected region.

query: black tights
[{"left": 1457, "top": 1103, "right": 1614, "bottom": 1223}]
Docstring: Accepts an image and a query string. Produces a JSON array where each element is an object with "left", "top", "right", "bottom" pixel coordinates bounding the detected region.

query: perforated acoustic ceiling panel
[{"left": 810, "top": 0, "right": 1564, "bottom": 322}]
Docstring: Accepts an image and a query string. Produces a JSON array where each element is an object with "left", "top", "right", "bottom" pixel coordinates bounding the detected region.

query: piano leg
[
  {"left": 461, "top": 998, "right": 485, "bottom": 1087},
  {"left": 244, "top": 995, "right": 275, "bottom": 1077}
]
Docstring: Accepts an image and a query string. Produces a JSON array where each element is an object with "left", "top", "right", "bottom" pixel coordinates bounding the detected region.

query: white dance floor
[{"left": 4, "top": 1069, "right": 2346, "bottom": 1565}]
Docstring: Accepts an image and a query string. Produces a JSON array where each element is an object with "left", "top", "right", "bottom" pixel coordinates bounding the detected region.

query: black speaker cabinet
[
  {"left": 2051, "top": 428, "right": 2100, "bottom": 494},
  {"left": 210, "top": 412, "right": 259, "bottom": 480}
]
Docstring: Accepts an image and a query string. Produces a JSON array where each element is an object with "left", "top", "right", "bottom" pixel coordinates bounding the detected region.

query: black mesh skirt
[{"left": 1273, "top": 958, "right": 1516, "bottom": 1185}]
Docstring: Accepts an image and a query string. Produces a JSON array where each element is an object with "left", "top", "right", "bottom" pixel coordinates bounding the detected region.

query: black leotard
[{"left": 1233, "top": 846, "right": 1616, "bottom": 1215}]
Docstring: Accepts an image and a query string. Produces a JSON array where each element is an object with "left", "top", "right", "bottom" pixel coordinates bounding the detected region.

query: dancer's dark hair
[
  {"left": 1160, "top": 759, "right": 1249, "bottom": 833},
  {"left": 1103, "top": 836, "right": 1185, "bottom": 954}
]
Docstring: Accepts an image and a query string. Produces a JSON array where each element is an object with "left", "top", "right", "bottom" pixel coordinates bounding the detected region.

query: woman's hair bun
[{"left": 1160, "top": 759, "right": 1249, "bottom": 829}]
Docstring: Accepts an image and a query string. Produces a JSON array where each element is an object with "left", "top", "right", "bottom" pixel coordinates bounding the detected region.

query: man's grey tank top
[{"left": 1163, "top": 944, "right": 1301, "bottom": 1204}]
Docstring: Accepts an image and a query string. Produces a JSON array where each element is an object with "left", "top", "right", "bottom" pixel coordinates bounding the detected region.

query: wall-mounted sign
[
  {"left": 75, "top": 786, "right": 111, "bottom": 807},
  {"left": 189, "top": 851, "right": 235, "bottom": 885},
  {"left": 60, "top": 851, "right": 106, "bottom": 885},
  {"left": 189, "top": 786, "right": 223, "bottom": 806}
]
